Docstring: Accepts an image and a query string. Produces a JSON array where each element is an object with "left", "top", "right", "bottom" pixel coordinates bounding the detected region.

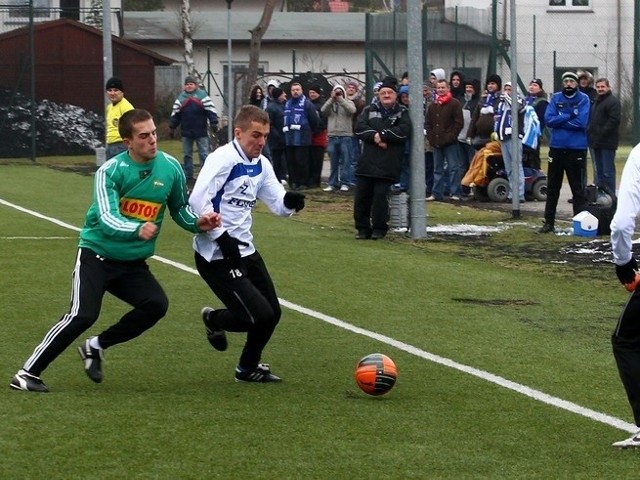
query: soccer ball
[{"left": 354, "top": 353, "right": 397, "bottom": 396}]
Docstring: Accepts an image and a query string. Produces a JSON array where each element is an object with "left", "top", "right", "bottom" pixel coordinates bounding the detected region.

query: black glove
[
  {"left": 216, "top": 231, "right": 248, "bottom": 268},
  {"left": 169, "top": 128, "right": 175, "bottom": 139},
  {"left": 616, "top": 257, "right": 638, "bottom": 285},
  {"left": 284, "top": 191, "right": 306, "bottom": 212}
]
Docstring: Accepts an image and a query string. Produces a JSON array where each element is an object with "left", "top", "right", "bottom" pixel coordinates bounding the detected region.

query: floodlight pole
[
  {"left": 509, "top": 0, "right": 521, "bottom": 219},
  {"left": 407, "top": 0, "right": 426, "bottom": 238},
  {"left": 226, "top": 0, "right": 233, "bottom": 142}
]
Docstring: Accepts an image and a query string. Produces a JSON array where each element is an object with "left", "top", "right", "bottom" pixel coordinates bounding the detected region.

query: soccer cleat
[
  {"left": 78, "top": 339, "right": 104, "bottom": 383},
  {"left": 235, "top": 363, "right": 282, "bottom": 383},
  {"left": 9, "top": 369, "right": 49, "bottom": 393},
  {"left": 612, "top": 431, "right": 640, "bottom": 449},
  {"left": 202, "top": 307, "right": 228, "bottom": 352}
]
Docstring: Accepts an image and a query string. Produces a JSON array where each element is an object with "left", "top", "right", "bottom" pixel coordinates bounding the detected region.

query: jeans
[
  {"left": 348, "top": 136, "right": 361, "bottom": 185},
  {"left": 501, "top": 138, "right": 525, "bottom": 201},
  {"left": 327, "top": 136, "right": 353, "bottom": 188},
  {"left": 182, "top": 136, "right": 210, "bottom": 180},
  {"left": 593, "top": 148, "right": 616, "bottom": 193},
  {"left": 432, "top": 143, "right": 463, "bottom": 199}
]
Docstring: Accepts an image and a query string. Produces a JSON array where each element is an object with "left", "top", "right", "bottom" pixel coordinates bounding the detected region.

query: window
[
  {"left": 548, "top": 0, "right": 591, "bottom": 9},
  {"left": 9, "top": 0, "right": 52, "bottom": 18}
]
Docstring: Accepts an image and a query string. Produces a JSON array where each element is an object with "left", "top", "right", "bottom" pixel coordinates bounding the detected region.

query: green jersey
[{"left": 79, "top": 150, "right": 201, "bottom": 261}]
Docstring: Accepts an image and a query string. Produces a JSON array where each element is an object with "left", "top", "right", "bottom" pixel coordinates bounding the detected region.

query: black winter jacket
[
  {"left": 355, "top": 101, "right": 411, "bottom": 181},
  {"left": 588, "top": 91, "right": 621, "bottom": 150}
]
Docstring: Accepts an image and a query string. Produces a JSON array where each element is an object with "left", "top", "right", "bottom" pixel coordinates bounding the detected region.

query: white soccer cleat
[{"left": 612, "top": 430, "right": 640, "bottom": 449}]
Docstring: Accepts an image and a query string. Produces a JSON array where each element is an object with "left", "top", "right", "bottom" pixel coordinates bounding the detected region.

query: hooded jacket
[{"left": 321, "top": 85, "right": 356, "bottom": 136}]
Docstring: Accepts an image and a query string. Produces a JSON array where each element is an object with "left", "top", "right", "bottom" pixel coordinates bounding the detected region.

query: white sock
[{"left": 89, "top": 336, "right": 102, "bottom": 350}]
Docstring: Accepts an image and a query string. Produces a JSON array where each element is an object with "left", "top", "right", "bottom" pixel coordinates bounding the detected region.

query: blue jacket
[
  {"left": 544, "top": 90, "right": 590, "bottom": 150},
  {"left": 169, "top": 88, "right": 219, "bottom": 139}
]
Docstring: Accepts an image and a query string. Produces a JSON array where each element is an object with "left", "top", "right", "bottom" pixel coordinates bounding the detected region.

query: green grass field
[{"left": 1, "top": 149, "right": 639, "bottom": 479}]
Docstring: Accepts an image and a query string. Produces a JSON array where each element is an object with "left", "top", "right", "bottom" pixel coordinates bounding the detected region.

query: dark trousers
[
  {"left": 612, "top": 289, "right": 640, "bottom": 426},
  {"left": 425, "top": 151, "right": 434, "bottom": 196},
  {"left": 195, "top": 250, "right": 280, "bottom": 370},
  {"left": 286, "top": 145, "right": 311, "bottom": 188},
  {"left": 309, "top": 145, "right": 325, "bottom": 188},
  {"left": 353, "top": 175, "right": 394, "bottom": 234},
  {"left": 544, "top": 148, "right": 587, "bottom": 226},
  {"left": 23, "top": 248, "right": 168, "bottom": 376},
  {"left": 523, "top": 145, "right": 541, "bottom": 170},
  {"left": 270, "top": 147, "right": 287, "bottom": 183}
]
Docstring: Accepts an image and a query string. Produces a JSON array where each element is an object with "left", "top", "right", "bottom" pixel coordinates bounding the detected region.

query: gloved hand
[
  {"left": 284, "top": 191, "right": 305, "bottom": 212},
  {"left": 169, "top": 128, "right": 175, "bottom": 139},
  {"left": 216, "top": 231, "right": 248, "bottom": 268},
  {"left": 616, "top": 257, "right": 638, "bottom": 286}
]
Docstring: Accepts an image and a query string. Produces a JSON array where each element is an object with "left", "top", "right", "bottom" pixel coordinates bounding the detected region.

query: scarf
[{"left": 434, "top": 92, "right": 452, "bottom": 105}]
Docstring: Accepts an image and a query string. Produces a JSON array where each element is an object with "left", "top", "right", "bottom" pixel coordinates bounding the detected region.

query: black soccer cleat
[
  {"left": 78, "top": 338, "right": 104, "bottom": 383},
  {"left": 235, "top": 363, "right": 282, "bottom": 383},
  {"left": 202, "top": 307, "right": 228, "bottom": 352},
  {"left": 9, "top": 369, "right": 49, "bottom": 393}
]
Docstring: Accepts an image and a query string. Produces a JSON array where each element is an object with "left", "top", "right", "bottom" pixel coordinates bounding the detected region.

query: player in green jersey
[{"left": 10, "top": 109, "right": 221, "bottom": 393}]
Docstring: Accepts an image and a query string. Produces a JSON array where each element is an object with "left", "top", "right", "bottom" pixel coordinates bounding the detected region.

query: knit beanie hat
[
  {"left": 105, "top": 76, "right": 124, "bottom": 91},
  {"left": 271, "top": 87, "right": 284, "bottom": 99},
  {"left": 308, "top": 84, "right": 322, "bottom": 95},
  {"left": 184, "top": 75, "right": 197, "bottom": 84},
  {"left": 379, "top": 78, "right": 397, "bottom": 92},
  {"left": 485, "top": 73, "right": 502, "bottom": 90},
  {"left": 562, "top": 71, "right": 579, "bottom": 83},
  {"left": 530, "top": 78, "right": 543, "bottom": 88}
]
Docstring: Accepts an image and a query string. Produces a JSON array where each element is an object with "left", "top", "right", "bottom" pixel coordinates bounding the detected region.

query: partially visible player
[
  {"left": 610, "top": 142, "right": 640, "bottom": 448},
  {"left": 189, "top": 105, "right": 305, "bottom": 383},
  {"left": 10, "top": 109, "right": 221, "bottom": 393}
]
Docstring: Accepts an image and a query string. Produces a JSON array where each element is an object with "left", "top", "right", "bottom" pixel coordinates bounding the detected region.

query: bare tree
[
  {"left": 243, "top": 0, "right": 277, "bottom": 102},
  {"left": 180, "top": 0, "right": 201, "bottom": 83}
]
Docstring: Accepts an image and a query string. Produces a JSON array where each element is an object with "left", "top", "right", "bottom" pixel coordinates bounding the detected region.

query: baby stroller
[{"left": 462, "top": 141, "right": 547, "bottom": 202}]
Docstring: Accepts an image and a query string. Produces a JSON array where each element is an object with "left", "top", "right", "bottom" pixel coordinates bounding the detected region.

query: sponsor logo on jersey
[
  {"left": 227, "top": 197, "right": 257, "bottom": 208},
  {"left": 119, "top": 198, "right": 161, "bottom": 221}
]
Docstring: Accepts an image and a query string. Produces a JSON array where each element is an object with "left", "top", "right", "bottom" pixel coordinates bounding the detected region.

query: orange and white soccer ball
[{"left": 354, "top": 353, "right": 397, "bottom": 396}]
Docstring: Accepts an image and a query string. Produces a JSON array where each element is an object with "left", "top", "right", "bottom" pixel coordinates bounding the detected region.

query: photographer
[{"left": 321, "top": 84, "right": 356, "bottom": 192}]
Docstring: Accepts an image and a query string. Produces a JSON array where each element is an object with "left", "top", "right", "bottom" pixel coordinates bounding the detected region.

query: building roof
[
  {"left": 0, "top": 18, "right": 176, "bottom": 64},
  {"left": 122, "top": 11, "right": 491, "bottom": 47},
  {"left": 123, "top": 12, "right": 366, "bottom": 44}
]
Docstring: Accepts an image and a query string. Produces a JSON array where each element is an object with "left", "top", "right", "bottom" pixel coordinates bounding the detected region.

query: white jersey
[
  {"left": 611, "top": 142, "right": 640, "bottom": 265},
  {"left": 189, "top": 139, "right": 294, "bottom": 261}
]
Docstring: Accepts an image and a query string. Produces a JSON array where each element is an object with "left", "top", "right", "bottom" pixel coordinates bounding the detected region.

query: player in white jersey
[{"left": 189, "top": 105, "right": 305, "bottom": 383}]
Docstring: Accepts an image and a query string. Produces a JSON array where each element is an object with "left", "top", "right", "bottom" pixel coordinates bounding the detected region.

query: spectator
[
  {"left": 458, "top": 78, "right": 480, "bottom": 189},
  {"left": 353, "top": 78, "right": 411, "bottom": 240},
  {"left": 540, "top": 71, "right": 590, "bottom": 233},
  {"left": 104, "top": 76, "right": 134, "bottom": 159},
  {"left": 449, "top": 70, "right": 465, "bottom": 103},
  {"left": 322, "top": 84, "right": 356, "bottom": 192},
  {"left": 578, "top": 70, "right": 598, "bottom": 103},
  {"left": 169, "top": 76, "right": 219, "bottom": 187},
  {"left": 588, "top": 77, "right": 621, "bottom": 193},
  {"left": 263, "top": 79, "right": 281, "bottom": 110},
  {"left": 523, "top": 78, "right": 549, "bottom": 169},
  {"left": 423, "top": 81, "right": 435, "bottom": 197},
  {"left": 345, "top": 81, "right": 366, "bottom": 186},
  {"left": 494, "top": 82, "right": 526, "bottom": 202},
  {"left": 396, "top": 85, "right": 411, "bottom": 192},
  {"left": 283, "top": 82, "right": 319, "bottom": 190},
  {"left": 426, "top": 79, "right": 464, "bottom": 201},
  {"left": 265, "top": 87, "right": 289, "bottom": 185},
  {"left": 248, "top": 85, "right": 265, "bottom": 108},
  {"left": 307, "top": 84, "right": 328, "bottom": 188},
  {"left": 468, "top": 74, "right": 502, "bottom": 149}
]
